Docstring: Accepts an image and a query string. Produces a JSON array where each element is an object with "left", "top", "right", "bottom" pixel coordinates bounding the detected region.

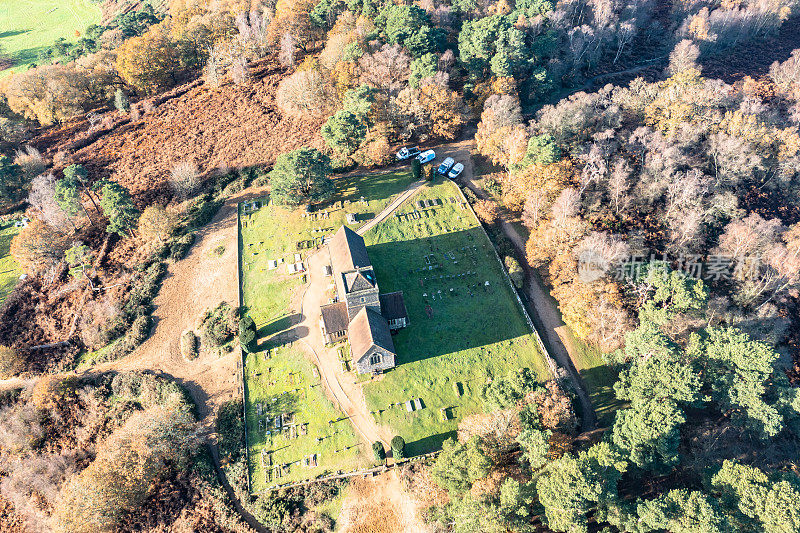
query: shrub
[
  {"left": 169, "top": 233, "right": 195, "bottom": 261},
  {"left": 138, "top": 205, "right": 174, "bottom": 242},
  {"left": 188, "top": 195, "right": 222, "bottom": 228},
  {"left": 505, "top": 256, "right": 524, "bottom": 288},
  {"left": 114, "top": 88, "right": 130, "bottom": 113},
  {"left": 13, "top": 145, "right": 46, "bottom": 181},
  {"left": 412, "top": 158, "right": 421, "bottom": 180},
  {"left": 217, "top": 400, "right": 244, "bottom": 463},
  {"left": 474, "top": 199, "right": 500, "bottom": 224},
  {"left": 170, "top": 161, "right": 200, "bottom": 200},
  {"left": 373, "top": 441, "right": 386, "bottom": 462},
  {"left": 199, "top": 302, "right": 237, "bottom": 349},
  {"left": 0, "top": 346, "right": 24, "bottom": 379},
  {"left": 180, "top": 330, "right": 198, "bottom": 359},
  {"left": 238, "top": 314, "right": 256, "bottom": 353},
  {"left": 391, "top": 436, "right": 406, "bottom": 459},
  {"left": 462, "top": 186, "right": 478, "bottom": 204}
]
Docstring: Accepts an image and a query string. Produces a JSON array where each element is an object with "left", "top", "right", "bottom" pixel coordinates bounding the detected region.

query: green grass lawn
[
  {"left": 244, "top": 343, "right": 369, "bottom": 493},
  {"left": 0, "top": 1, "right": 101, "bottom": 76},
  {"left": 0, "top": 222, "right": 22, "bottom": 303},
  {"left": 361, "top": 178, "right": 552, "bottom": 457},
  {"left": 240, "top": 168, "right": 415, "bottom": 490}
]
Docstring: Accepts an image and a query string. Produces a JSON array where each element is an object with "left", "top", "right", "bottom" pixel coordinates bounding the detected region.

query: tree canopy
[{"left": 269, "top": 148, "right": 334, "bottom": 206}]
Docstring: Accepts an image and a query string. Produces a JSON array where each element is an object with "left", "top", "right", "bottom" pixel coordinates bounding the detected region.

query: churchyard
[
  {"left": 240, "top": 170, "right": 553, "bottom": 487},
  {"left": 244, "top": 342, "right": 368, "bottom": 492},
  {"left": 240, "top": 168, "right": 414, "bottom": 490},
  {"left": 361, "top": 178, "right": 552, "bottom": 456}
]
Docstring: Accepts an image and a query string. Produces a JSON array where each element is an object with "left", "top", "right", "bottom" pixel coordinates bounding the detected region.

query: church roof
[
  {"left": 329, "top": 226, "right": 371, "bottom": 274},
  {"left": 349, "top": 307, "right": 396, "bottom": 362}
]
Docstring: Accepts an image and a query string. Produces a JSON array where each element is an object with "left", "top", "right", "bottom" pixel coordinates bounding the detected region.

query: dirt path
[
  {"left": 285, "top": 180, "right": 430, "bottom": 448},
  {"left": 356, "top": 179, "right": 425, "bottom": 236},
  {"left": 436, "top": 137, "right": 598, "bottom": 431},
  {"left": 94, "top": 187, "right": 268, "bottom": 421},
  {"left": 295, "top": 249, "right": 391, "bottom": 446}
]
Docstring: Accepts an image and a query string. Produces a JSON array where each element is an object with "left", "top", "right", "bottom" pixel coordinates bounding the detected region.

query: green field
[
  {"left": 244, "top": 343, "right": 369, "bottom": 493},
  {"left": 0, "top": 221, "right": 22, "bottom": 303},
  {"left": 0, "top": 1, "right": 102, "bottom": 76},
  {"left": 565, "top": 328, "right": 626, "bottom": 428},
  {"left": 361, "top": 179, "right": 552, "bottom": 457}
]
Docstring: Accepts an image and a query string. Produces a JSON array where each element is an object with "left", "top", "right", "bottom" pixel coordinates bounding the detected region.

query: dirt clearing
[{"left": 337, "top": 470, "right": 429, "bottom": 533}]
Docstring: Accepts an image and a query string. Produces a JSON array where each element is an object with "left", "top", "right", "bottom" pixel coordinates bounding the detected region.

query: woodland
[{"left": 1, "top": 0, "right": 800, "bottom": 531}]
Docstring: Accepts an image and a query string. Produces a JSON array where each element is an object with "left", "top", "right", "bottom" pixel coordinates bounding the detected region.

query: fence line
[
  {"left": 254, "top": 451, "right": 441, "bottom": 494},
  {"left": 236, "top": 201, "right": 253, "bottom": 495}
]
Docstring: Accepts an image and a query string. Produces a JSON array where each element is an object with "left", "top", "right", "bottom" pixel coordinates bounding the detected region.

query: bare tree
[
  {"left": 717, "top": 213, "right": 783, "bottom": 266},
  {"left": 236, "top": 9, "right": 270, "bottom": 57},
  {"left": 552, "top": 187, "right": 581, "bottom": 226},
  {"left": 14, "top": 145, "right": 46, "bottom": 180},
  {"left": 664, "top": 168, "right": 708, "bottom": 219},
  {"left": 607, "top": 158, "right": 631, "bottom": 215},
  {"left": 276, "top": 67, "right": 336, "bottom": 119},
  {"left": 230, "top": 54, "right": 250, "bottom": 84},
  {"left": 769, "top": 48, "right": 800, "bottom": 97},
  {"left": 667, "top": 39, "right": 701, "bottom": 75},
  {"left": 359, "top": 44, "right": 411, "bottom": 97},
  {"left": 614, "top": 21, "right": 636, "bottom": 63},
  {"left": 204, "top": 44, "right": 225, "bottom": 88},
  {"left": 169, "top": 161, "right": 200, "bottom": 200},
  {"left": 279, "top": 32, "right": 297, "bottom": 67},
  {"left": 523, "top": 190, "right": 547, "bottom": 229},
  {"left": 28, "top": 173, "right": 72, "bottom": 231}
]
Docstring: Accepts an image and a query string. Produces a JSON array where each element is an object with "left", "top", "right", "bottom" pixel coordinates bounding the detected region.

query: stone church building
[{"left": 319, "top": 226, "right": 408, "bottom": 374}]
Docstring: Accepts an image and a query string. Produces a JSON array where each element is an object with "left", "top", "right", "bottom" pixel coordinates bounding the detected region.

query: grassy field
[
  {"left": 240, "top": 169, "right": 415, "bottom": 330},
  {"left": 0, "top": 222, "right": 22, "bottom": 303},
  {"left": 240, "top": 168, "right": 415, "bottom": 490},
  {"left": 244, "top": 342, "right": 369, "bottom": 493},
  {"left": 565, "top": 328, "right": 626, "bottom": 428},
  {"left": 361, "top": 178, "right": 552, "bottom": 457},
  {"left": 0, "top": 1, "right": 102, "bottom": 76}
]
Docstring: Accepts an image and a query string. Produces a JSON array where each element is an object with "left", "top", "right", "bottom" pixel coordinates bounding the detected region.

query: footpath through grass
[
  {"left": 0, "top": 222, "right": 22, "bottom": 303},
  {"left": 0, "top": 1, "right": 101, "bottom": 76},
  {"left": 240, "top": 168, "right": 414, "bottom": 490},
  {"left": 244, "top": 343, "right": 369, "bottom": 493},
  {"left": 361, "top": 178, "right": 552, "bottom": 457}
]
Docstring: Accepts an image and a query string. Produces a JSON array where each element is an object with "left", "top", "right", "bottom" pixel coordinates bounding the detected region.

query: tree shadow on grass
[
  {"left": 255, "top": 325, "right": 309, "bottom": 351},
  {"left": 404, "top": 430, "right": 457, "bottom": 457},
  {"left": 334, "top": 170, "right": 413, "bottom": 204},
  {"left": 258, "top": 313, "right": 301, "bottom": 338},
  {"left": 0, "top": 30, "right": 29, "bottom": 39},
  {"left": 579, "top": 365, "right": 625, "bottom": 428}
]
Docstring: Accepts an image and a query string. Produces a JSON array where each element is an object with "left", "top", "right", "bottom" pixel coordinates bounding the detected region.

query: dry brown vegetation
[
  {"left": 31, "top": 58, "right": 324, "bottom": 199},
  {"left": 0, "top": 371, "right": 249, "bottom": 533}
]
